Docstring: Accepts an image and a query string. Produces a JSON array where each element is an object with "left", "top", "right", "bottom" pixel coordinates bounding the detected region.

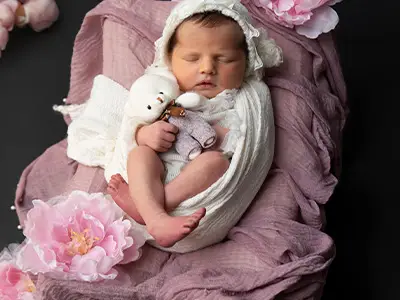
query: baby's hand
[{"left": 136, "top": 121, "right": 178, "bottom": 152}]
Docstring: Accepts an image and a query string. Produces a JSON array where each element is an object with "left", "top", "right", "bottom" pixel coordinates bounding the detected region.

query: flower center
[
  {"left": 67, "top": 228, "right": 98, "bottom": 256},
  {"left": 24, "top": 277, "right": 36, "bottom": 293},
  {"left": 16, "top": 274, "right": 36, "bottom": 294}
]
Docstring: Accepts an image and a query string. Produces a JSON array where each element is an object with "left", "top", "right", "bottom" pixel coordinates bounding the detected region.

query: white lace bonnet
[{"left": 152, "top": 0, "right": 283, "bottom": 80}]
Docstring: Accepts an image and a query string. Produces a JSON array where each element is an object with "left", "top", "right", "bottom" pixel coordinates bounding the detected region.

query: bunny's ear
[{"left": 255, "top": 28, "right": 283, "bottom": 69}]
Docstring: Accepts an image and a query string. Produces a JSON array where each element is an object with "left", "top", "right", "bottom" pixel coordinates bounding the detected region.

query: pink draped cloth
[{"left": 14, "top": 0, "right": 347, "bottom": 298}]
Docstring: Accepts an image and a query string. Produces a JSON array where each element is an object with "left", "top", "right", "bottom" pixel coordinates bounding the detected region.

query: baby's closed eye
[
  {"left": 182, "top": 54, "right": 200, "bottom": 62},
  {"left": 216, "top": 56, "right": 235, "bottom": 63}
]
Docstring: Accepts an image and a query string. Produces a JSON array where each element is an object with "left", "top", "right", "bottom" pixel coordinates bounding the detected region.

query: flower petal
[
  {"left": 327, "top": 0, "right": 342, "bottom": 5},
  {"left": 81, "top": 246, "right": 107, "bottom": 262},
  {"left": 104, "top": 220, "right": 132, "bottom": 262},
  {"left": 295, "top": 5, "right": 339, "bottom": 38},
  {"left": 295, "top": 0, "right": 329, "bottom": 12},
  {"left": 119, "top": 228, "right": 146, "bottom": 265},
  {"left": 69, "top": 247, "right": 109, "bottom": 281},
  {"left": 24, "top": 200, "right": 62, "bottom": 243},
  {"left": 80, "top": 213, "right": 106, "bottom": 242},
  {"left": 119, "top": 245, "right": 142, "bottom": 265},
  {"left": 53, "top": 244, "right": 73, "bottom": 268},
  {"left": 51, "top": 225, "right": 70, "bottom": 244},
  {"left": 98, "top": 267, "right": 118, "bottom": 280},
  {"left": 277, "top": 0, "right": 294, "bottom": 12},
  {"left": 5, "top": 266, "right": 23, "bottom": 285},
  {"left": 56, "top": 191, "right": 92, "bottom": 214},
  {"left": 87, "top": 194, "right": 125, "bottom": 225},
  {"left": 19, "top": 292, "right": 36, "bottom": 300},
  {"left": 75, "top": 260, "right": 99, "bottom": 282},
  {"left": 96, "top": 256, "right": 114, "bottom": 274},
  {"left": 98, "top": 236, "right": 117, "bottom": 257},
  {"left": 16, "top": 242, "right": 60, "bottom": 274}
]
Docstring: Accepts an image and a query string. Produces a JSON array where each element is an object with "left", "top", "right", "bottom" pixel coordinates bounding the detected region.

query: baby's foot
[
  {"left": 107, "top": 174, "right": 145, "bottom": 225},
  {"left": 148, "top": 208, "right": 206, "bottom": 248}
]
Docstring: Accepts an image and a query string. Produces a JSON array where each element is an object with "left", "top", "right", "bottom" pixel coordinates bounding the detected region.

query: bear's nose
[{"left": 156, "top": 97, "right": 164, "bottom": 103}]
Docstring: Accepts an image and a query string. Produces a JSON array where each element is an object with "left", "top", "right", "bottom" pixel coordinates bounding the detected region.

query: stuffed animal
[
  {"left": 0, "top": 0, "right": 18, "bottom": 54},
  {"left": 126, "top": 67, "right": 217, "bottom": 161},
  {"left": 0, "top": 0, "right": 59, "bottom": 57}
]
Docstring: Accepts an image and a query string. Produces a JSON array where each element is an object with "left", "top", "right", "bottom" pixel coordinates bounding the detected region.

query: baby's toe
[{"left": 107, "top": 185, "right": 116, "bottom": 193}]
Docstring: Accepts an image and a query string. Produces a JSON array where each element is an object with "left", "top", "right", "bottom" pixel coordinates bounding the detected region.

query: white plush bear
[{"left": 120, "top": 66, "right": 217, "bottom": 161}]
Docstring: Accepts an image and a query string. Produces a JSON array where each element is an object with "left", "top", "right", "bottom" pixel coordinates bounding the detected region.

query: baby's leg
[
  {"left": 109, "top": 151, "right": 229, "bottom": 213},
  {"left": 108, "top": 173, "right": 145, "bottom": 224},
  {"left": 164, "top": 151, "right": 230, "bottom": 209},
  {"left": 108, "top": 146, "right": 206, "bottom": 248}
]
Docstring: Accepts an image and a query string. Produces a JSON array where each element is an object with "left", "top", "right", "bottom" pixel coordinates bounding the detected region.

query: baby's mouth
[{"left": 196, "top": 80, "right": 216, "bottom": 88}]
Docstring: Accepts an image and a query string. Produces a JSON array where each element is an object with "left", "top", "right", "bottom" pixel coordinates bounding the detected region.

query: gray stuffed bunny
[{"left": 160, "top": 102, "right": 216, "bottom": 160}]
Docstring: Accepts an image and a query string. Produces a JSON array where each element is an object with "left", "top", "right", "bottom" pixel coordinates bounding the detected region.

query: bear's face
[{"left": 127, "top": 73, "right": 181, "bottom": 123}]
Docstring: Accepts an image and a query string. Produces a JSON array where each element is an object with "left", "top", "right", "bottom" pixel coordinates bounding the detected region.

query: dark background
[{"left": 0, "top": 1, "right": 398, "bottom": 299}]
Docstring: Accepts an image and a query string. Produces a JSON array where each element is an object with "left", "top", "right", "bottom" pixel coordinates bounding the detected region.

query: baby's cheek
[
  {"left": 221, "top": 65, "right": 245, "bottom": 88},
  {"left": 177, "top": 74, "right": 193, "bottom": 92}
]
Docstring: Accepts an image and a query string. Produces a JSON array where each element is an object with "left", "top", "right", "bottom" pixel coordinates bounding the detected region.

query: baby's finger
[
  {"left": 160, "top": 140, "right": 173, "bottom": 149},
  {"left": 162, "top": 122, "right": 179, "bottom": 134},
  {"left": 157, "top": 146, "right": 169, "bottom": 153},
  {"left": 163, "top": 132, "right": 176, "bottom": 143}
]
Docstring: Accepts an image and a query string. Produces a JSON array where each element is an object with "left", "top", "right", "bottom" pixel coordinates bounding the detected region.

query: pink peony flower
[
  {"left": 256, "top": 0, "right": 342, "bottom": 38},
  {"left": 16, "top": 191, "right": 146, "bottom": 282},
  {"left": 0, "top": 245, "right": 35, "bottom": 300}
]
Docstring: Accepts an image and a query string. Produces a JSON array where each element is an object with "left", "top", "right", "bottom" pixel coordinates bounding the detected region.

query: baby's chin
[{"left": 196, "top": 91, "right": 218, "bottom": 99}]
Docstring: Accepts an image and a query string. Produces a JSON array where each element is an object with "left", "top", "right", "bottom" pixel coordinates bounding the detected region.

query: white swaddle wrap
[{"left": 57, "top": 0, "right": 283, "bottom": 253}]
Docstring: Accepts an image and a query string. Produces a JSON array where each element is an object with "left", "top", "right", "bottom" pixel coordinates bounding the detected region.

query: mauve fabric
[{"left": 13, "top": 0, "right": 347, "bottom": 299}]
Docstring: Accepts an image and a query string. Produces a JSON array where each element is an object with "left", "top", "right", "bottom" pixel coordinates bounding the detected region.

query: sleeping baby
[
  {"left": 106, "top": 0, "right": 282, "bottom": 249},
  {"left": 64, "top": 0, "right": 282, "bottom": 253},
  {"left": 107, "top": 8, "right": 248, "bottom": 247}
]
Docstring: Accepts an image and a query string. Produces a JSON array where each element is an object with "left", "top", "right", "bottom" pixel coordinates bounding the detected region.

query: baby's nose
[{"left": 200, "top": 58, "right": 216, "bottom": 75}]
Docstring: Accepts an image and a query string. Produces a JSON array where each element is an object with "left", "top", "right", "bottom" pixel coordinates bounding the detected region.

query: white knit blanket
[{"left": 56, "top": 74, "right": 274, "bottom": 253}]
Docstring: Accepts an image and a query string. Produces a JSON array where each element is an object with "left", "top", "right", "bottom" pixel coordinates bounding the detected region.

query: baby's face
[{"left": 169, "top": 20, "right": 247, "bottom": 99}]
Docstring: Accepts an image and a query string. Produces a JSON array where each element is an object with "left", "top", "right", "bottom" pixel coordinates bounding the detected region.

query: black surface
[
  {"left": 0, "top": 0, "right": 100, "bottom": 245},
  {"left": 0, "top": 1, "right": 398, "bottom": 299},
  {"left": 323, "top": 1, "right": 400, "bottom": 300}
]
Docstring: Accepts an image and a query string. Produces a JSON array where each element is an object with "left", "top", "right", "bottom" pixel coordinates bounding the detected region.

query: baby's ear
[{"left": 256, "top": 28, "right": 283, "bottom": 68}]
